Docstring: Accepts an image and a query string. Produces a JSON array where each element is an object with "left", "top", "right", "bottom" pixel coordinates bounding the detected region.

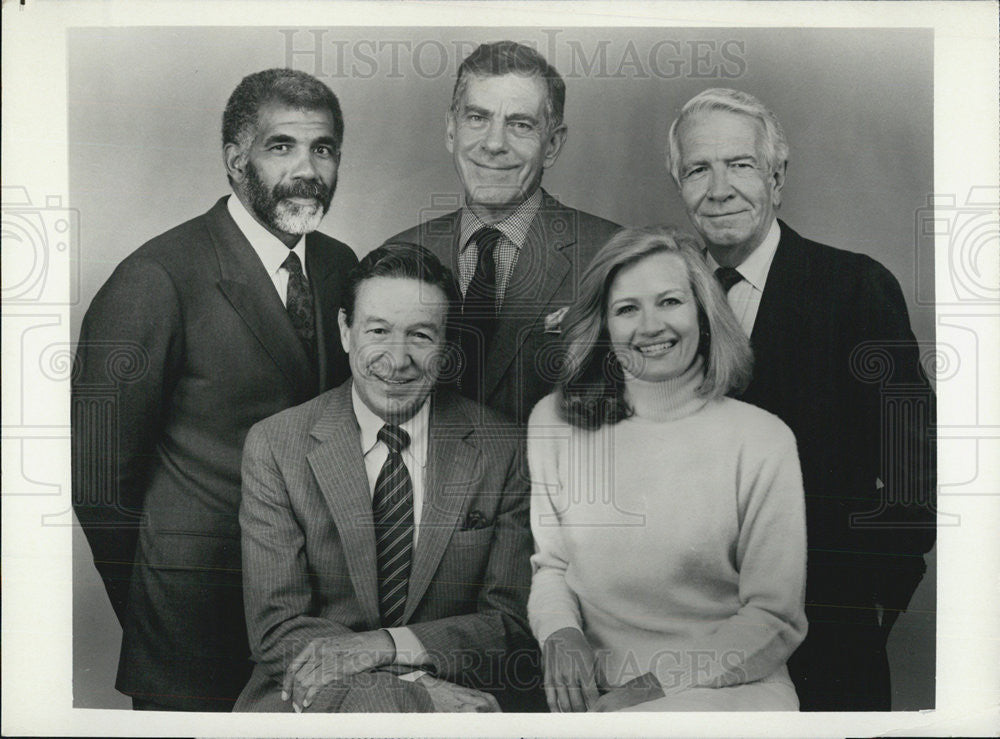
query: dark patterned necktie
[
  {"left": 459, "top": 226, "right": 503, "bottom": 403},
  {"left": 282, "top": 250, "right": 316, "bottom": 359},
  {"left": 715, "top": 266, "right": 744, "bottom": 294},
  {"left": 372, "top": 424, "right": 414, "bottom": 628}
]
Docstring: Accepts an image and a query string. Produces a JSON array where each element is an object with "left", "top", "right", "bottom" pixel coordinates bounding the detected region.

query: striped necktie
[{"left": 372, "top": 423, "right": 414, "bottom": 628}]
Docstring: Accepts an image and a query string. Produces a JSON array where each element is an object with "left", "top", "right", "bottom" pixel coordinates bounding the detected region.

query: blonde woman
[{"left": 528, "top": 226, "right": 807, "bottom": 712}]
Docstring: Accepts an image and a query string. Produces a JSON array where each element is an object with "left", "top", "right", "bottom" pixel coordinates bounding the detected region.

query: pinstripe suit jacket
[{"left": 235, "top": 381, "right": 535, "bottom": 711}]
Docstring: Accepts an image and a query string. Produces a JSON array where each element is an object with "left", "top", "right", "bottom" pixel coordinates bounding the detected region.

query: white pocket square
[{"left": 544, "top": 306, "right": 569, "bottom": 334}]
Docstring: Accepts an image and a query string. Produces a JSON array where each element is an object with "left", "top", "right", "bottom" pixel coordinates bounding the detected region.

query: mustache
[{"left": 274, "top": 179, "right": 330, "bottom": 201}]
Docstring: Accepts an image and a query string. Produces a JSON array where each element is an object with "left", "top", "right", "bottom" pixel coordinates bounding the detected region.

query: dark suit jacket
[
  {"left": 738, "top": 220, "right": 936, "bottom": 617},
  {"left": 234, "top": 383, "right": 535, "bottom": 712},
  {"left": 386, "top": 190, "right": 620, "bottom": 425},
  {"left": 71, "top": 196, "right": 357, "bottom": 710}
]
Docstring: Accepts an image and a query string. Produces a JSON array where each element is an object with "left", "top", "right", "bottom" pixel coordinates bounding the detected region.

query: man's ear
[
  {"left": 542, "top": 124, "right": 568, "bottom": 169},
  {"left": 338, "top": 308, "right": 351, "bottom": 353},
  {"left": 224, "top": 142, "right": 248, "bottom": 184},
  {"left": 445, "top": 112, "right": 456, "bottom": 154},
  {"left": 771, "top": 161, "right": 787, "bottom": 208}
]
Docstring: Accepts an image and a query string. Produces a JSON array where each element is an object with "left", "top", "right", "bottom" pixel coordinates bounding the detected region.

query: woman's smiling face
[{"left": 606, "top": 251, "right": 700, "bottom": 383}]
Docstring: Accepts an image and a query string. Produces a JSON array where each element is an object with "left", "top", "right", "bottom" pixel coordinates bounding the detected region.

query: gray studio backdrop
[{"left": 69, "top": 26, "right": 935, "bottom": 709}]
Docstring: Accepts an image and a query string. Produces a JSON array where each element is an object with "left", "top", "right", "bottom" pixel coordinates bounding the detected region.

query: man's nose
[
  {"left": 289, "top": 148, "right": 319, "bottom": 180},
  {"left": 707, "top": 167, "right": 734, "bottom": 200},
  {"left": 481, "top": 119, "right": 508, "bottom": 153},
  {"left": 379, "top": 342, "right": 414, "bottom": 373}
]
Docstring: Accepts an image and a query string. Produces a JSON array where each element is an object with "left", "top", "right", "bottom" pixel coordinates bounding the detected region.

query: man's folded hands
[{"left": 282, "top": 630, "right": 396, "bottom": 711}]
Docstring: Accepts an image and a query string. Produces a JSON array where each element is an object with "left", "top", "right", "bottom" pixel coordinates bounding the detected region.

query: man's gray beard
[
  {"left": 243, "top": 159, "right": 334, "bottom": 235},
  {"left": 271, "top": 199, "right": 324, "bottom": 234}
]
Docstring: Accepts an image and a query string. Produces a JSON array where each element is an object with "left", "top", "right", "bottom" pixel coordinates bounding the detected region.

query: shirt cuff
[
  {"left": 397, "top": 669, "right": 427, "bottom": 683},
  {"left": 384, "top": 627, "right": 429, "bottom": 667}
]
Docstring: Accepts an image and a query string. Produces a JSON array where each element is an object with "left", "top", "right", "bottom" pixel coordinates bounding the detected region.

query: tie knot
[
  {"left": 282, "top": 250, "right": 305, "bottom": 277},
  {"left": 714, "top": 266, "right": 743, "bottom": 293},
  {"left": 471, "top": 226, "right": 503, "bottom": 256},
  {"left": 378, "top": 424, "right": 410, "bottom": 455}
]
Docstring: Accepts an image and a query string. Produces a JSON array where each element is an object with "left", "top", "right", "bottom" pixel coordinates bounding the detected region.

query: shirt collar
[
  {"left": 458, "top": 188, "right": 542, "bottom": 255},
  {"left": 227, "top": 192, "right": 306, "bottom": 277},
  {"left": 705, "top": 218, "right": 780, "bottom": 292},
  {"left": 351, "top": 381, "right": 430, "bottom": 469}
]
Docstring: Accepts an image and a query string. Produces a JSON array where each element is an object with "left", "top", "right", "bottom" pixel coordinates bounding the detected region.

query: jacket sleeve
[
  {"left": 71, "top": 255, "right": 184, "bottom": 624},
  {"left": 240, "top": 422, "right": 354, "bottom": 680},
  {"left": 405, "top": 436, "right": 536, "bottom": 690},
  {"left": 851, "top": 257, "right": 936, "bottom": 617}
]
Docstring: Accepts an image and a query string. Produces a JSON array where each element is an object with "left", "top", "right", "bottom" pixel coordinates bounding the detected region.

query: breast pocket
[{"left": 449, "top": 524, "right": 496, "bottom": 548}]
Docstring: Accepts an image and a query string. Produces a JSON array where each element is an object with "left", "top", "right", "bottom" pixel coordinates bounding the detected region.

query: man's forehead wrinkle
[
  {"left": 463, "top": 97, "right": 540, "bottom": 116},
  {"left": 681, "top": 136, "right": 761, "bottom": 165},
  {"left": 463, "top": 78, "right": 546, "bottom": 108}
]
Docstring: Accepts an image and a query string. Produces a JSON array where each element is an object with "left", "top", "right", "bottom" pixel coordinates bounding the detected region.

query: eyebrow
[
  {"left": 506, "top": 111, "right": 540, "bottom": 125},
  {"left": 685, "top": 151, "right": 757, "bottom": 168},
  {"left": 261, "top": 133, "right": 338, "bottom": 148},
  {"left": 463, "top": 104, "right": 540, "bottom": 127},
  {"left": 610, "top": 287, "right": 685, "bottom": 303},
  {"left": 262, "top": 133, "right": 297, "bottom": 146},
  {"left": 407, "top": 322, "right": 441, "bottom": 333},
  {"left": 362, "top": 316, "right": 440, "bottom": 330}
]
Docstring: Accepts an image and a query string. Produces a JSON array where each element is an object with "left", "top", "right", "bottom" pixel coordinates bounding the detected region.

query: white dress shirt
[
  {"left": 351, "top": 384, "right": 431, "bottom": 671},
  {"left": 227, "top": 194, "right": 306, "bottom": 306},
  {"left": 706, "top": 218, "right": 781, "bottom": 338}
]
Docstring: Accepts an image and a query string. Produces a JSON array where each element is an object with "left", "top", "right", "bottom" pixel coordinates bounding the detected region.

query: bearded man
[{"left": 72, "top": 68, "right": 358, "bottom": 711}]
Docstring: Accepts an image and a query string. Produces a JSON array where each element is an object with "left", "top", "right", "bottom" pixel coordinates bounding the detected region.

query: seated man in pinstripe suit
[{"left": 235, "top": 243, "right": 537, "bottom": 712}]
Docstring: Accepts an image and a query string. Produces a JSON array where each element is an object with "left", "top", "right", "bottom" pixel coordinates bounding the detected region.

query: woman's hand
[
  {"left": 542, "top": 627, "right": 600, "bottom": 712},
  {"left": 590, "top": 672, "right": 664, "bottom": 712}
]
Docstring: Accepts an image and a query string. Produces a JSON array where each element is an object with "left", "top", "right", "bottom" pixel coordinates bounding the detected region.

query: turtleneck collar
[{"left": 623, "top": 355, "right": 710, "bottom": 422}]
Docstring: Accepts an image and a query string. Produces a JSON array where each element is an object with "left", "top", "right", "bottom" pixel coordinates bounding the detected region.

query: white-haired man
[{"left": 666, "top": 88, "right": 935, "bottom": 711}]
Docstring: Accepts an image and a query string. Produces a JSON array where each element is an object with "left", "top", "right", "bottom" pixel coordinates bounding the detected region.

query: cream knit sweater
[{"left": 527, "top": 360, "right": 807, "bottom": 695}]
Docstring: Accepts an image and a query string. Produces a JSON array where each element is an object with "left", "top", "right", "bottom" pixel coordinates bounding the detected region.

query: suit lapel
[
  {"left": 482, "top": 194, "right": 575, "bottom": 398},
  {"left": 208, "top": 197, "right": 317, "bottom": 397},
  {"left": 306, "top": 383, "right": 381, "bottom": 628},
  {"left": 402, "top": 391, "right": 479, "bottom": 623},
  {"left": 744, "top": 220, "right": 811, "bottom": 398},
  {"left": 416, "top": 210, "right": 464, "bottom": 281}
]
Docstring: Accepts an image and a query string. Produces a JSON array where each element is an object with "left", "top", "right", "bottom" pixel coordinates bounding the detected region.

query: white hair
[{"left": 665, "top": 88, "right": 789, "bottom": 183}]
